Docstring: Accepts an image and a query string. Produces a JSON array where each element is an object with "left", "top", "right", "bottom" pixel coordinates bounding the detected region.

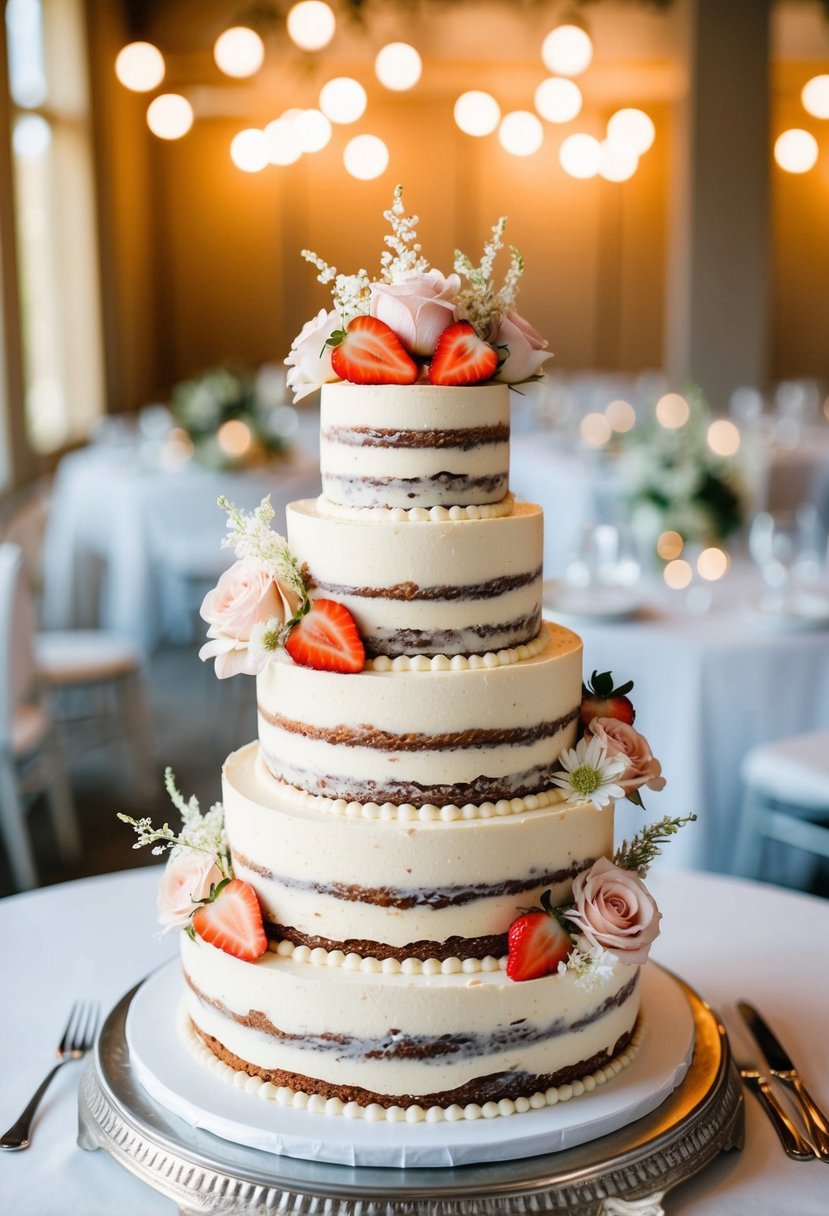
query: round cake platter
[{"left": 78, "top": 964, "right": 744, "bottom": 1216}]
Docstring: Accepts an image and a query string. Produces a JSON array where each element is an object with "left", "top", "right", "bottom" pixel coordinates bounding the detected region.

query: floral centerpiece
[
  {"left": 170, "top": 364, "right": 293, "bottom": 470},
  {"left": 285, "top": 186, "right": 552, "bottom": 401},
  {"left": 619, "top": 386, "right": 745, "bottom": 555}
]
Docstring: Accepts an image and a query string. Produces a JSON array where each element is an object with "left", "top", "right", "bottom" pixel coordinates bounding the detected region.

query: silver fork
[{"left": 1, "top": 1001, "right": 100, "bottom": 1151}]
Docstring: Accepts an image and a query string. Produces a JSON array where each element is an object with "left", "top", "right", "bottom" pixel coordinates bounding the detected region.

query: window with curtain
[{"left": 4, "top": 0, "right": 104, "bottom": 455}]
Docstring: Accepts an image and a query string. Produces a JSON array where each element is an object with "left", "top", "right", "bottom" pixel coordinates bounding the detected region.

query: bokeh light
[
  {"left": 343, "top": 134, "right": 389, "bottom": 179},
  {"left": 498, "top": 110, "right": 544, "bottom": 156},
  {"left": 264, "top": 115, "right": 303, "bottom": 165},
  {"left": 580, "top": 412, "right": 612, "bottom": 447},
  {"left": 534, "top": 77, "right": 582, "bottom": 124},
  {"left": 454, "top": 91, "right": 501, "bottom": 136},
  {"left": 286, "top": 1, "right": 336, "bottom": 51},
  {"left": 375, "top": 42, "right": 422, "bottom": 91},
  {"left": 707, "top": 418, "right": 741, "bottom": 457},
  {"left": 598, "top": 139, "right": 638, "bottom": 182},
  {"left": 559, "top": 132, "right": 601, "bottom": 178},
  {"left": 213, "top": 27, "right": 265, "bottom": 78},
  {"left": 607, "top": 108, "right": 655, "bottom": 155},
  {"left": 802, "top": 74, "right": 829, "bottom": 119},
  {"left": 697, "top": 547, "right": 730, "bottom": 581},
  {"left": 217, "top": 419, "right": 253, "bottom": 457},
  {"left": 774, "top": 129, "right": 818, "bottom": 174},
  {"left": 664, "top": 559, "right": 693, "bottom": 590},
  {"left": 230, "top": 128, "right": 268, "bottom": 172},
  {"left": 605, "top": 398, "right": 636, "bottom": 432},
  {"left": 319, "top": 77, "right": 366, "bottom": 124},
  {"left": 293, "top": 108, "right": 332, "bottom": 152},
  {"left": 146, "top": 94, "right": 193, "bottom": 140},
  {"left": 655, "top": 392, "right": 690, "bottom": 429},
  {"left": 657, "top": 530, "right": 684, "bottom": 561},
  {"left": 541, "top": 25, "right": 593, "bottom": 77},
  {"left": 13, "top": 114, "right": 51, "bottom": 158},
  {"left": 115, "top": 42, "right": 165, "bottom": 92}
]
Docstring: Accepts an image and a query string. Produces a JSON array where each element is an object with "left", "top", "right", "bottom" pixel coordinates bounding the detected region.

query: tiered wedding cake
[{"left": 124, "top": 192, "right": 675, "bottom": 1126}]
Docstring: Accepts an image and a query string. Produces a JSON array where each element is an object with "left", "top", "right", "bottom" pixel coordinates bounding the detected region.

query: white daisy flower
[
  {"left": 248, "top": 617, "right": 287, "bottom": 672},
  {"left": 550, "top": 735, "right": 627, "bottom": 809}
]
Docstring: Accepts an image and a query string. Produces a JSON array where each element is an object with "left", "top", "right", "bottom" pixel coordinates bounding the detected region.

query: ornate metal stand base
[{"left": 78, "top": 973, "right": 743, "bottom": 1216}]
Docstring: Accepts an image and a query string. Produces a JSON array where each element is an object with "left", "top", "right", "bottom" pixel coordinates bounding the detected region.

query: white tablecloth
[
  {"left": 2, "top": 868, "right": 828, "bottom": 1213},
  {"left": 544, "top": 560, "right": 829, "bottom": 875},
  {"left": 42, "top": 445, "right": 321, "bottom": 652}
]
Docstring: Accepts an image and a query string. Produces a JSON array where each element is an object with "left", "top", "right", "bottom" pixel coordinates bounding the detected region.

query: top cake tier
[{"left": 319, "top": 382, "right": 510, "bottom": 510}]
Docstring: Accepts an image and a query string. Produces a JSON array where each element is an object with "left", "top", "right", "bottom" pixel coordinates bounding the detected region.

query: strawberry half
[
  {"left": 580, "top": 670, "right": 635, "bottom": 729},
  {"left": 427, "top": 321, "right": 499, "bottom": 386},
  {"left": 285, "top": 598, "right": 365, "bottom": 673},
  {"left": 506, "top": 895, "right": 573, "bottom": 982},
  {"left": 192, "top": 878, "right": 267, "bottom": 962},
  {"left": 328, "top": 316, "right": 419, "bottom": 386}
]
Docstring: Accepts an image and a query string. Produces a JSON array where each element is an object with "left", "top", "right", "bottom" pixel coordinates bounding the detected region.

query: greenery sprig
[
  {"left": 117, "top": 768, "right": 232, "bottom": 878},
  {"left": 614, "top": 813, "right": 698, "bottom": 877}
]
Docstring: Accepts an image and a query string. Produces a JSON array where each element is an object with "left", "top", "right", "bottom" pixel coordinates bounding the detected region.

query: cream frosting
[{"left": 317, "top": 494, "right": 516, "bottom": 523}]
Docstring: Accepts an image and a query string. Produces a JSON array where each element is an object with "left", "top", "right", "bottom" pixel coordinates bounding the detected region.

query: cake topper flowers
[
  {"left": 199, "top": 495, "right": 365, "bottom": 677},
  {"left": 285, "top": 186, "right": 551, "bottom": 400}
]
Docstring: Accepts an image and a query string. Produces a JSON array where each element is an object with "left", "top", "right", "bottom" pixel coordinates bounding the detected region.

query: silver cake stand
[{"left": 78, "top": 975, "right": 743, "bottom": 1216}]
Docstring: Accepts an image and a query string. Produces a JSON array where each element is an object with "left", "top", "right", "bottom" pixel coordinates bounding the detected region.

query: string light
[
  {"left": 605, "top": 399, "right": 636, "bottom": 432},
  {"left": 607, "top": 108, "right": 655, "bottom": 155},
  {"left": 774, "top": 129, "right": 818, "bottom": 174},
  {"left": 802, "top": 74, "right": 829, "bottom": 119},
  {"left": 375, "top": 43, "right": 422, "bottom": 91},
  {"left": 655, "top": 393, "right": 690, "bottom": 428},
  {"left": 541, "top": 25, "right": 593, "bottom": 77},
  {"left": 559, "top": 132, "right": 600, "bottom": 178},
  {"left": 664, "top": 559, "right": 692, "bottom": 590},
  {"left": 286, "top": 1, "right": 336, "bottom": 51},
  {"left": 656, "top": 531, "right": 684, "bottom": 561},
  {"left": 213, "top": 27, "right": 265, "bottom": 78},
  {"left": 697, "top": 547, "right": 729, "bottom": 581},
  {"left": 580, "top": 412, "right": 612, "bottom": 447},
  {"left": 319, "top": 77, "right": 366, "bottom": 124},
  {"left": 146, "top": 94, "right": 193, "bottom": 140},
  {"left": 115, "top": 42, "right": 165, "bottom": 92},
  {"left": 217, "top": 419, "right": 253, "bottom": 456},
  {"left": 534, "top": 78, "right": 582, "bottom": 124},
  {"left": 293, "top": 109, "right": 332, "bottom": 153},
  {"left": 230, "top": 128, "right": 268, "bottom": 172},
  {"left": 343, "top": 134, "right": 389, "bottom": 179},
  {"left": 498, "top": 111, "right": 543, "bottom": 156},
  {"left": 264, "top": 116, "right": 303, "bottom": 165},
  {"left": 598, "top": 139, "right": 638, "bottom": 181},
  {"left": 707, "top": 419, "right": 741, "bottom": 457},
  {"left": 454, "top": 91, "right": 501, "bottom": 137}
]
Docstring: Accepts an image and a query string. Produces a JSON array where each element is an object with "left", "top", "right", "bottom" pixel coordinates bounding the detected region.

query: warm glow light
[
  {"left": 598, "top": 139, "right": 638, "bottom": 182},
  {"left": 541, "top": 25, "right": 593, "bottom": 77},
  {"left": 213, "top": 27, "right": 265, "bottom": 78},
  {"left": 607, "top": 108, "right": 655, "bottom": 155},
  {"left": 605, "top": 398, "right": 636, "bottom": 432},
  {"left": 707, "top": 418, "right": 741, "bottom": 457},
  {"left": 580, "top": 412, "right": 612, "bottom": 447},
  {"left": 293, "top": 108, "right": 332, "bottom": 152},
  {"left": 454, "top": 91, "right": 501, "bottom": 136},
  {"left": 534, "top": 77, "right": 582, "bottom": 124},
  {"left": 319, "top": 77, "right": 366, "bottom": 124},
  {"left": 115, "top": 42, "right": 165, "bottom": 92},
  {"left": 146, "top": 94, "right": 193, "bottom": 140},
  {"left": 664, "top": 559, "right": 692, "bottom": 590},
  {"left": 774, "top": 128, "right": 819, "bottom": 174},
  {"left": 656, "top": 392, "right": 690, "bottom": 429},
  {"left": 498, "top": 110, "right": 544, "bottom": 156},
  {"left": 697, "top": 547, "right": 729, "bottom": 581},
  {"left": 375, "top": 42, "right": 422, "bottom": 91},
  {"left": 343, "top": 133, "right": 389, "bottom": 179},
  {"left": 286, "top": 1, "right": 336, "bottom": 51},
  {"left": 230, "top": 128, "right": 268, "bottom": 172},
  {"left": 657, "top": 530, "right": 684, "bottom": 561},
  {"left": 13, "top": 114, "right": 50, "bottom": 158},
  {"left": 559, "top": 132, "right": 601, "bottom": 178},
  {"left": 802, "top": 74, "right": 829, "bottom": 119},
  {"left": 264, "top": 115, "right": 303, "bottom": 165},
  {"left": 217, "top": 419, "right": 253, "bottom": 457}
]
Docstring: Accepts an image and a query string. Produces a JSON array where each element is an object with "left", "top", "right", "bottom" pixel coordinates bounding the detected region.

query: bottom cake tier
[{"left": 180, "top": 933, "right": 640, "bottom": 1113}]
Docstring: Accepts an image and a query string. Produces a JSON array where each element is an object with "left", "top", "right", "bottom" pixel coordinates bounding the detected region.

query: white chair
[
  {"left": 0, "top": 544, "right": 81, "bottom": 890},
  {"left": 1, "top": 486, "right": 157, "bottom": 796},
  {"left": 734, "top": 730, "right": 829, "bottom": 880}
]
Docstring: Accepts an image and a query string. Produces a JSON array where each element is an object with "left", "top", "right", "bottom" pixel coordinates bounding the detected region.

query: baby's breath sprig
[
  {"left": 558, "top": 942, "right": 618, "bottom": 992},
  {"left": 218, "top": 494, "right": 308, "bottom": 613},
  {"left": 380, "top": 184, "right": 430, "bottom": 283},
  {"left": 454, "top": 216, "right": 525, "bottom": 339},
  {"left": 117, "top": 769, "right": 232, "bottom": 877},
  {"left": 614, "top": 813, "right": 698, "bottom": 877},
  {"left": 300, "top": 249, "right": 372, "bottom": 320}
]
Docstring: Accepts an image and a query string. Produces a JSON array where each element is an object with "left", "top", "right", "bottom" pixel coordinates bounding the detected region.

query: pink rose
[
  {"left": 370, "top": 270, "right": 460, "bottom": 357},
  {"left": 492, "top": 309, "right": 552, "bottom": 383},
  {"left": 588, "top": 718, "right": 666, "bottom": 798},
  {"left": 157, "top": 851, "right": 223, "bottom": 933},
  {"left": 199, "top": 557, "right": 300, "bottom": 678},
  {"left": 285, "top": 308, "right": 340, "bottom": 403},
  {"left": 567, "top": 858, "right": 661, "bottom": 965}
]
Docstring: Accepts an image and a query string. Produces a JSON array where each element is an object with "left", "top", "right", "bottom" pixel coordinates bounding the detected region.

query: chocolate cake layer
[
  {"left": 303, "top": 567, "right": 542, "bottom": 602},
  {"left": 266, "top": 923, "right": 507, "bottom": 961},
  {"left": 322, "top": 472, "right": 509, "bottom": 502},
  {"left": 322, "top": 424, "right": 510, "bottom": 450},
  {"left": 362, "top": 611, "right": 541, "bottom": 658}
]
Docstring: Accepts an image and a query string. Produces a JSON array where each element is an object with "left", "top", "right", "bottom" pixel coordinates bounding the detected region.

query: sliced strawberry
[
  {"left": 285, "top": 598, "right": 365, "bottom": 673},
  {"left": 580, "top": 670, "right": 636, "bottom": 729},
  {"left": 329, "top": 316, "right": 418, "bottom": 386},
  {"left": 506, "top": 902, "right": 572, "bottom": 982},
  {"left": 427, "top": 321, "right": 499, "bottom": 386},
  {"left": 192, "top": 879, "right": 267, "bottom": 962}
]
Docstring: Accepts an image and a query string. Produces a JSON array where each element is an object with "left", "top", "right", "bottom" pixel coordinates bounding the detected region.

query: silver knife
[{"left": 738, "top": 1000, "right": 829, "bottom": 1162}]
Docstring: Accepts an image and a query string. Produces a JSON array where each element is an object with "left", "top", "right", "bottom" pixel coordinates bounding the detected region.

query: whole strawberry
[
  {"left": 580, "top": 670, "right": 635, "bottom": 729},
  {"left": 506, "top": 892, "right": 573, "bottom": 982}
]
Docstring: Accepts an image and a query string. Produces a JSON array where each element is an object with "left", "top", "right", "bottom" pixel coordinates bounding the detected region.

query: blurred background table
[{"left": 2, "top": 866, "right": 828, "bottom": 1215}]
